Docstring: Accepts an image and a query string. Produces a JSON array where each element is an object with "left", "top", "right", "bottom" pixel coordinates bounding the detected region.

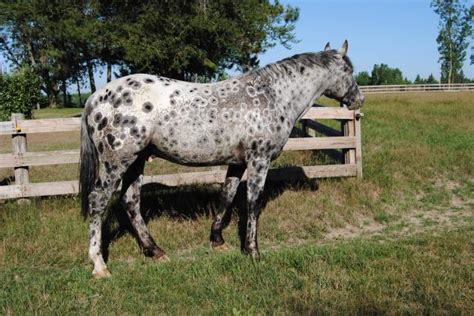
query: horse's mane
[{"left": 253, "top": 50, "right": 353, "bottom": 77}]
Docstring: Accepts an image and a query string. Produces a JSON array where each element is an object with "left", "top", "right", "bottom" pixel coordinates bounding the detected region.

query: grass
[{"left": 1, "top": 92, "right": 473, "bottom": 313}]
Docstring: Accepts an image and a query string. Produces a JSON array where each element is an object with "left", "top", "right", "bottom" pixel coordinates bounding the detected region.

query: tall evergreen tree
[{"left": 431, "top": 0, "right": 472, "bottom": 84}]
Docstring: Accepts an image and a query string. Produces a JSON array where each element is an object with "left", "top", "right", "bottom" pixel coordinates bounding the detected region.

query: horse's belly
[{"left": 149, "top": 130, "right": 244, "bottom": 166}]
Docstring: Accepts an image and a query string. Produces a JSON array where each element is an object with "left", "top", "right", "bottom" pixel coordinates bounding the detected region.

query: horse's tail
[{"left": 79, "top": 109, "right": 98, "bottom": 219}]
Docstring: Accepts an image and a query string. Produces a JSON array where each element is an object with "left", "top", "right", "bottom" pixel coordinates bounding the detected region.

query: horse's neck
[{"left": 269, "top": 64, "right": 331, "bottom": 122}]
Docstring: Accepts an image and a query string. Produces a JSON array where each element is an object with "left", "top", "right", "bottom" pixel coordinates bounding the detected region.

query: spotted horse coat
[{"left": 79, "top": 41, "right": 365, "bottom": 278}]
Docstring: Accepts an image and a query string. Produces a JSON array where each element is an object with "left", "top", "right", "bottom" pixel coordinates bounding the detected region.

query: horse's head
[{"left": 322, "top": 41, "right": 365, "bottom": 110}]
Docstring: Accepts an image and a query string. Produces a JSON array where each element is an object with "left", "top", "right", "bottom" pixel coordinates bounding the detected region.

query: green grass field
[{"left": 1, "top": 92, "right": 473, "bottom": 314}]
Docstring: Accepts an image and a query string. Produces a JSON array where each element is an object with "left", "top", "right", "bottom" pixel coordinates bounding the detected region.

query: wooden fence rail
[
  {"left": 0, "top": 105, "right": 363, "bottom": 200},
  {"left": 360, "top": 83, "right": 474, "bottom": 94}
]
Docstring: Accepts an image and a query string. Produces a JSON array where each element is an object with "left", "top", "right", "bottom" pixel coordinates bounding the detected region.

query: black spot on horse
[
  {"left": 130, "top": 127, "right": 139, "bottom": 137},
  {"left": 251, "top": 141, "right": 257, "bottom": 151},
  {"left": 142, "top": 102, "right": 153, "bottom": 113},
  {"left": 132, "top": 81, "right": 141, "bottom": 89},
  {"left": 144, "top": 78, "right": 155, "bottom": 84},
  {"left": 98, "top": 142, "right": 104, "bottom": 154},
  {"left": 117, "top": 85, "right": 123, "bottom": 92},
  {"left": 104, "top": 161, "right": 112, "bottom": 173},
  {"left": 106, "top": 134, "right": 116, "bottom": 148},
  {"left": 280, "top": 116, "right": 285, "bottom": 122},
  {"left": 98, "top": 117, "right": 108, "bottom": 131},
  {"left": 113, "top": 98, "right": 122, "bottom": 108},
  {"left": 124, "top": 97, "right": 133, "bottom": 106},
  {"left": 113, "top": 114, "right": 122, "bottom": 126},
  {"left": 94, "top": 112, "right": 102, "bottom": 123}
]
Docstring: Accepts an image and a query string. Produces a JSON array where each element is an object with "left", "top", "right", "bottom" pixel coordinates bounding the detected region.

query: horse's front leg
[
  {"left": 121, "top": 158, "right": 168, "bottom": 262},
  {"left": 243, "top": 158, "right": 270, "bottom": 259},
  {"left": 210, "top": 164, "right": 246, "bottom": 250}
]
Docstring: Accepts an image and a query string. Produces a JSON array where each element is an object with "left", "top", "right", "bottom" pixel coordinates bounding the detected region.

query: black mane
[{"left": 254, "top": 50, "right": 353, "bottom": 77}]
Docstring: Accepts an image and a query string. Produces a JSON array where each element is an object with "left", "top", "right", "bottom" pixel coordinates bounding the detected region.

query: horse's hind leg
[
  {"left": 121, "top": 158, "right": 168, "bottom": 261},
  {"left": 88, "top": 161, "right": 130, "bottom": 278},
  {"left": 210, "top": 164, "right": 246, "bottom": 249},
  {"left": 243, "top": 158, "right": 270, "bottom": 259}
]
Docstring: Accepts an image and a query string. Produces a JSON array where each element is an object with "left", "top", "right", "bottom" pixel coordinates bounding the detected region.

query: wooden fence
[
  {"left": 0, "top": 106, "right": 362, "bottom": 200},
  {"left": 360, "top": 83, "right": 474, "bottom": 94}
]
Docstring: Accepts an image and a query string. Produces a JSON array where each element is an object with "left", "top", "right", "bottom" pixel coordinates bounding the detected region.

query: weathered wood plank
[
  {"left": 284, "top": 137, "right": 356, "bottom": 151},
  {"left": 16, "top": 117, "right": 81, "bottom": 134},
  {"left": 0, "top": 150, "right": 80, "bottom": 168},
  {"left": 27, "top": 181, "right": 80, "bottom": 197},
  {"left": 302, "top": 107, "right": 354, "bottom": 120},
  {"left": 0, "top": 184, "right": 21, "bottom": 199},
  {"left": 0, "top": 121, "right": 15, "bottom": 135},
  {"left": 0, "top": 164, "right": 357, "bottom": 199}
]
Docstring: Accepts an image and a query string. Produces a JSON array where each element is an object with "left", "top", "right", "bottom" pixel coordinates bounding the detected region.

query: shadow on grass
[{"left": 101, "top": 168, "right": 319, "bottom": 261}]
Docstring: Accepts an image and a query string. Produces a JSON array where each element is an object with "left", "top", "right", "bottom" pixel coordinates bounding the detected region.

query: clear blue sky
[
  {"left": 260, "top": 0, "right": 473, "bottom": 81},
  {"left": 1, "top": 0, "right": 472, "bottom": 90}
]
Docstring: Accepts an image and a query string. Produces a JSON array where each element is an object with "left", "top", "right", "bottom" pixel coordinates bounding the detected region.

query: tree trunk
[
  {"left": 45, "top": 76, "right": 59, "bottom": 108},
  {"left": 76, "top": 79, "right": 83, "bottom": 107},
  {"left": 86, "top": 58, "right": 96, "bottom": 93},
  {"left": 62, "top": 80, "right": 67, "bottom": 107},
  {"left": 106, "top": 63, "right": 112, "bottom": 82},
  {"left": 48, "top": 89, "right": 58, "bottom": 108}
]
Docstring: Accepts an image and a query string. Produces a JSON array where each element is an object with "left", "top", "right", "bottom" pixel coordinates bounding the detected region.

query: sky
[
  {"left": 1, "top": 0, "right": 472, "bottom": 91},
  {"left": 260, "top": 0, "right": 473, "bottom": 81}
]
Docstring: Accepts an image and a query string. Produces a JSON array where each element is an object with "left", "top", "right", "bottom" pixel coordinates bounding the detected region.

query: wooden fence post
[
  {"left": 354, "top": 110, "right": 363, "bottom": 178},
  {"left": 11, "top": 113, "right": 30, "bottom": 204}
]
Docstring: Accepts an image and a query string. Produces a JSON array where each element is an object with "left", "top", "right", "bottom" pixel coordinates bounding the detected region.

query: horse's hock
[{"left": 0, "top": 105, "right": 362, "bottom": 200}]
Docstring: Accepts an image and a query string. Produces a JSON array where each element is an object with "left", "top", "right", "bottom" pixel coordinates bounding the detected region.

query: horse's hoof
[
  {"left": 153, "top": 254, "right": 170, "bottom": 263},
  {"left": 212, "top": 242, "right": 230, "bottom": 251},
  {"left": 93, "top": 269, "right": 112, "bottom": 279}
]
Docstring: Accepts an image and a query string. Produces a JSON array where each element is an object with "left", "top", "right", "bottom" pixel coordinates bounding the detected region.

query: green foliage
[
  {"left": 109, "top": 0, "right": 299, "bottom": 79},
  {"left": 0, "top": 67, "right": 41, "bottom": 121},
  {"left": 0, "top": 0, "right": 299, "bottom": 105},
  {"left": 370, "top": 64, "right": 408, "bottom": 85},
  {"left": 431, "top": 0, "right": 472, "bottom": 83},
  {"left": 354, "top": 71, "right": 371, "bottom": 85},
  {"left": 414, "top": 73, "right": 439, "bottom": 84}
]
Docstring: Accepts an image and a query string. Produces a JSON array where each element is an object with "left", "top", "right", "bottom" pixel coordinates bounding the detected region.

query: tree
[
  {"left": 414, "top": 74, "right": 423, "bottom": 84},
  {"left": 354, "top": 71, "right": 371, "bottom": 85},
  {"left": 426, "top": 74, "right": 439, "bottom": 84},
  {"left": 0, "top": 67, "right": 40, "bottom": 120},
  {"left": 1, "top": 0, "right": 299, "bottom": 106},
  {"left": 470, "top": 5, "right": 473, "bottom": 65},
  {"left": 431, "top": 0, "right": 472, "bottom": 84},
  {"left": 370, "top": 64, "right": 406, "bottom": 85},
  {"left": 0, "top": 1, "right": 89, "bottom": 107},
  {"left": 110, "top": 0, "right": 299, "bottom": 80}
]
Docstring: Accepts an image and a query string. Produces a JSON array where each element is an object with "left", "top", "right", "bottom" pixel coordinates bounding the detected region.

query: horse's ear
[
  {"left": 338, "top": 40, "right": 348, "bottom": 57},
  {"left": 324, "top": 42, "right": 331, "bottom": 51}
]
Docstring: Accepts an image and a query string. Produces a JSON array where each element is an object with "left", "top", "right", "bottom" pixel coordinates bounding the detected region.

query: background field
[{"left": 1, "top": 92, "right": 473, "bottom": 314}]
